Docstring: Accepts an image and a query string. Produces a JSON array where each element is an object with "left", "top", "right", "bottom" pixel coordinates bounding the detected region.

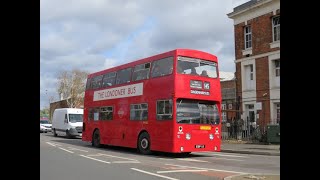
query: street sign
[{"left": 256, "top": 102, "right": 262, "bottom": 110}]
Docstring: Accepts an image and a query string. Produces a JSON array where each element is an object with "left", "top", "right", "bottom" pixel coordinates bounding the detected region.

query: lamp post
[{"left": 45, "top": 89, "right": 49, "bottom": 107}]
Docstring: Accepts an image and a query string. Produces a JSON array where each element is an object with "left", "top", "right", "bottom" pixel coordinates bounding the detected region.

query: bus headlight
[
  {"left": 186, "top": 133, "right": 191, "bottom": 140},
  {"left": 209, "top": 134, "right": 214, "bottom": 140}
]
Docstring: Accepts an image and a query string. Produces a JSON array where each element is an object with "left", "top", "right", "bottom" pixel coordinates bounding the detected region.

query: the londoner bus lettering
[{"left": 94, "top": 83, "right": 143, "bottom": 101}]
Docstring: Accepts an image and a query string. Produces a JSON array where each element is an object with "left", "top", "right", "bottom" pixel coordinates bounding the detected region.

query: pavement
[
  {"left": 221, "top": 141, "right": 280, "bottom": 156},
  {"left": 221, "top": 140, "right": 280, "bottom": 180}
]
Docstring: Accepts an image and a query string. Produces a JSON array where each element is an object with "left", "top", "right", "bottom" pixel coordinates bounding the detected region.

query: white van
[{"left": 52, "top": 108, "right": 83, "bottom": 138}]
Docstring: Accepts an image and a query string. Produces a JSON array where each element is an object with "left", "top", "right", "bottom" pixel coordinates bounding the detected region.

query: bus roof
[{"left": 88, "top": 49, "right": 217, "bottom": 78}]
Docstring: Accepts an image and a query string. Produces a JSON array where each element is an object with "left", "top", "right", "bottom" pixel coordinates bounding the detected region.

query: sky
[{"left": 40, "top": 0, "right": 250, "bottom": 109}]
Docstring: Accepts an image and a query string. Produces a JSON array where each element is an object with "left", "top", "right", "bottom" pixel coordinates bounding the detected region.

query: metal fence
[{"left": 221, "top": 119, "right": 268, "bottom": 143}]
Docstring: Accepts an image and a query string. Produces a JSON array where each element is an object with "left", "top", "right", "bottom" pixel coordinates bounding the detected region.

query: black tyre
[
  {"left": 66, "top": 130, "right": 72, "bottom": 138},
  {"left": 138, "top": 132, "right": 151, "bottom": 155},
  {"left": 180, "top": 152, "right": 191, "bottom": 156},
  {"left": 53, "top": 129, "right": 57, "bottom": 137},
  {"left": 92, "top": 130, "right": 102, "bottom": 148}
]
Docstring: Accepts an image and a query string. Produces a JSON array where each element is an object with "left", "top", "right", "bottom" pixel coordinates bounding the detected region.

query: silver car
[{"left": 40, "top": 120, "right": 52, "bottom": 133}]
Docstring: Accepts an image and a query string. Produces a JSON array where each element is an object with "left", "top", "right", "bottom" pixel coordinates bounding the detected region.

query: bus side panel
[
  {"left": 99, "top": 121, "right": 114, "bottom": 145},
  {"left": 147, "top": 78, "right": 175, "bottom": 153},
  {"left": 149, "top": 120, "right": 174, "bottom": 152},
  {"left": 115, "top": 76, "right": 175, "bottom": 151}
]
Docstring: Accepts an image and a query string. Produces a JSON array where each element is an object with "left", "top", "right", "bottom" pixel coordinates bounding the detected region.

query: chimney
[{"left": 60, "top": 93, "right": 64, "bottom": 100}]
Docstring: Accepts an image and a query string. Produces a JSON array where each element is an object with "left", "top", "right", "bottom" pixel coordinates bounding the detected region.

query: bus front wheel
[
  {"left": 92, "top": 130, "right": 102, "bottom": 148},
  {"left": 138, "top": 132, "right": 151, "bottom": 155}
]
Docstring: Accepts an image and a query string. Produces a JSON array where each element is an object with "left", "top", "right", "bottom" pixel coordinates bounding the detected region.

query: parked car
[{"left": 40, "top": 120, "right": 52, "bottom": 133}]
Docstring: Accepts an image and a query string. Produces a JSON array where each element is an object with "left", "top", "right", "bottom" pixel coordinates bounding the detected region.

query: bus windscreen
[{"left": 176, "top": 99, "right": 220, "bottom": 125}]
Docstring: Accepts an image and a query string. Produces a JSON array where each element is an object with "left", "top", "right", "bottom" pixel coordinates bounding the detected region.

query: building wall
[
  {"left": 234, "top": 12, "right": 280, "bottom": 60},
  {"left": 235, "top": 63, "right": 242, "bottom": 113},
  {"left": 221, "top": 80, "right": 235, "bottom": 89},
  {"left": 49, "top": 100, "right": 69, "bottom": 120},
  {"left": 255, "top": 56, "right": 270, "bottom": 127}
]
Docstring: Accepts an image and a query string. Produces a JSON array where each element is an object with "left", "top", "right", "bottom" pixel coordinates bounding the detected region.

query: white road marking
[
  {"left": 79, "top": 155, "right": 111, "bottom": 164},
  {"left": 58, "top": 147, "right": 74, "bottom": 154},
  {"left": 131, "top": 168, "right": 179, "bottom": 180},
  {"left": 46, "top": 142, "right": 62, "bottom": 147},
  {"left": 86, "top": 154, "right": 104, "bottom": 157},
  {"left": 67, "top": 147, "right": 89, "bottom": 152},
  {"left": 112, "top": 161, "right": 140, "bottom": 163},
  {"left": 46, "top": 142, "right": 56, "bottom": 147},
  {"left": 213, "top": 157, "right": 244, "bottom": 161},
  {"left": 208, "top": 153, "right": 247, "bottom": 158},
  {"left": 98, "top": 153, "right": 138, "bottom": 161},
  {"left": 157, "top": 169, "right": 208, "bottom": 174},
  {"left": 176, "top": 158, "right": 208, "bottom": 163},
  {"left": 158, "top": 158, "right": 174, "bottom": 160},
  {"left": 165, "top": 164, "right": 247, "bottom": 174}
]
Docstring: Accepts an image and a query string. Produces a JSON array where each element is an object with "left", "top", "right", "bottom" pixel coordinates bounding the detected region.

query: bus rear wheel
[
  {"left": 138, "top": 132, "right": 151, "bottom": 155},
  {"left": 92, "top": 130, "right": 102, "bottom": 148}
]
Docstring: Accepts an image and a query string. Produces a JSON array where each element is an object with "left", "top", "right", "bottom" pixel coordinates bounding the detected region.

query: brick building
[
  {"left": 227, "top": 0, "right": 280, "bottom": 132},
  {"left": 49, "top": 98, "right": 84, "bottom": 120},
  {"left": 220, "top": 72, "right": 237, "bottom": 123}
]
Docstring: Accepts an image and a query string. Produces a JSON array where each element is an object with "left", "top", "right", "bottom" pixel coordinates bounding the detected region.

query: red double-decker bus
[{"left": 82, "top": 49, "right": 221, "bottom": 155}]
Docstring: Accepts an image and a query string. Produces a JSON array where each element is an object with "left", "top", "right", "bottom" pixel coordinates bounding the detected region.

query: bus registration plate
[{"left": 195, "top": 145, "right": 205, "bottom": 148}]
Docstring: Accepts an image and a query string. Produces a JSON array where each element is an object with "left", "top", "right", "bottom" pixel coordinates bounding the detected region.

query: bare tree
[
  {"left": 57, "top": 69, "right": 89, "bottom": 108},
  {"left": 49, "top": 95, "right": 56, "bottom": 104}
]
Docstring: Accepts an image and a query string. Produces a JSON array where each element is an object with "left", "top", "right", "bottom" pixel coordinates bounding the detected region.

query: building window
[
  {"left": 222, "top": 112, "right": 227, "bottom": 122},
  {"left": 244, "top": 26, "right": 252, "bottom": 49},
  {"left": 245, "top": 64, "right": 254, "bottom": 90},
  {"left": 157, "top": 100, "right": 173, "bottom": 120},
  {"left": 222, "top": 88, "right": 236, "bottom": 100},
  {"left": 250, "top": 65, "right": 253, "bottom": 80},
  {"left": 272, "top": 16, "right": 280, "bottom": 42},
  {"left": 130, "top": 103, "right": 148, "bottom": 120},
  {"left": 228, "top": 103, "right": 233, "bottom": 110},
  {"left": 275, "top": 60, "right": 280, "bottom": 77},
  {"left": 276, "top": 103, "right": 280, "bottom": 124},
  {"left": 221, "top": 104, "right": 227, "bottom": 122},
  {"left": 221, "top": 104, "right": 226, "bottom": 110}
]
